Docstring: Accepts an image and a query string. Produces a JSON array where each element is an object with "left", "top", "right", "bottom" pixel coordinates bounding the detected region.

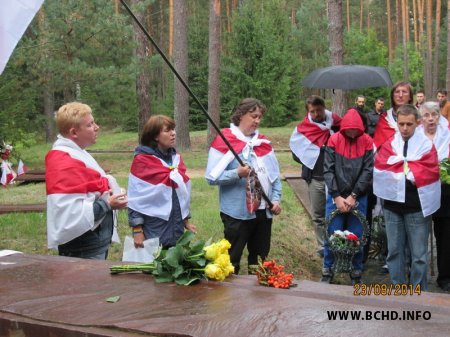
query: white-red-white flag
[
  {"left": 0, "top": 0, "right": 45, "bottom": 75},
  {"left": 128, "top": 153, "right": 191, "bottom": 221},
  {"left": 373, "top": 131, "right": 440, "bottom": 217},
  {"left": 17, "top": 159, "right": 27, "bottom": 175},
  {"left": 289, "top": 110, "right": 341, "bottom": 170},
  {"left": 1, "top": 161, "right": 16, "bottom": 187}
]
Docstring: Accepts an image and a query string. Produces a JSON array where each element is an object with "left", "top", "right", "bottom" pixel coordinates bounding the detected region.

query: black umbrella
[{"left": 302, "top": 65, "right": 393, "bottom": 90}]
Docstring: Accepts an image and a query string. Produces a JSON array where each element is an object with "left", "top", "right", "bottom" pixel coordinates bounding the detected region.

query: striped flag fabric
[
  {"left": 45, "top": 149, "right": 111, "bottom": 249},
  {"left": 289, "top": 110, "right": 341, "bottom": 170},
  {"left": 373, "top": 131, "right": 440, "bottom": 217},
  {"left": 0, "top": 0, "right": 45, "bottom": 74},
  {"left": 1, "top": 161, "right": 16, "bottom": 187},
  {"left": 205, "top": 126, "right": 279, "bottom": 184},
  {"left": 127, "top": 153, "right": 191, "bottom": 221}
]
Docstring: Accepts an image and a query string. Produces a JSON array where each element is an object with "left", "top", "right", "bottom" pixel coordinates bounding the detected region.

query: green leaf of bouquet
[
  {"left": 106, "top": 295, "right": 121, "bottom": 303},
  {"left": 176, "top": 231, "right": 195, "bottom": 247},
  {"left": 189, "top": 239, "right": 205, "bottom": 255},
  {"left": 190, "top": 257, "right": 206, "bottom": 267},
  {"left": 173, "top": 265, "right": 185, "bottom": 278},
  {"left": 164, "top": 245, "right": 184, "bottom": 268},
  {"left": 154, "top": 272, "right": 174, "bottom": 283},
  {"left": 155, "top": 249, "right": 167, "bottom": 261},
  {"left": 204, "top": 237, "right": 213, "bottom": 247},
  {"left": 175, "top": 276, "right": 200, "bottom": 286}
]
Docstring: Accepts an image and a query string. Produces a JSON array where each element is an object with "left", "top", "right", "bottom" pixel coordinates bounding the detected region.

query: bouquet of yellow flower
[{"left": 110, "top": 231, "right": 234, "bottom": 285}]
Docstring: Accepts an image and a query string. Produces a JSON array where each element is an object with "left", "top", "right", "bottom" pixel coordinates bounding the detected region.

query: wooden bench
[
  {"left": 13, "top": 169, "right": 46, "bottom": 183},
  {"left": 0, "top": 203, "right": 46, "bottom": 214},
  {"left": 14, "top": 167, "right": 110, "bottom": 184}
]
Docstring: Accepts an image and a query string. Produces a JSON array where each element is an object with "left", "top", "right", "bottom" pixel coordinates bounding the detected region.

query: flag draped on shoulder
[
  {"left": 0, "top": 0, "right": 44, "bottom": 74},
  {"left": 128, "top": 153, "right": 191, "bottom": 221},
  {"left": 289, "top": 110, "right": 341, "bottom": 170},
  {"left": 373, "top": 108, "right": 398, "bottom": 149},
  {"left": 46, "top": 135, "right": 120, "bottom": 249},
  {"left": 1, "top": 161, "right": 16, "bottom": 187},
  {"left": 373, "top": 131, "right": 440, "bottom": 217},
  {"left": 205, "top": 124, "right": 280, "bottom": 185},
  {"left": 417, "top": 124, "right": 450, "bottom": 161}
]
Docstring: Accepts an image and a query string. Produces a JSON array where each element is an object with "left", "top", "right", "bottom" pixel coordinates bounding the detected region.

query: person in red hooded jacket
[{"left": 321, "top": 108, "right": 374, "bottom": 285}]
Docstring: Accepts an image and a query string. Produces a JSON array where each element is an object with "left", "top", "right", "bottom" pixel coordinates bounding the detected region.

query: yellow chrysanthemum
[
  {"left": 204, "top": 243, "right": 221, "bottom": 261},
  {"left": 205, "top": 263, "right": 225, "bottom": 281}
]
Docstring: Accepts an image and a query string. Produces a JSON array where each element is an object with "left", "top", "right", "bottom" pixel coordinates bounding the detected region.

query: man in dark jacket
[
  {"left": 321, "top": 108, "right": 374, "bottom": 284},
  {"left": 367, "top": 97, "right": 385, "bottom": 138},
  {"left": 289, "top": 95, "right": 341, "bottom": 257}
]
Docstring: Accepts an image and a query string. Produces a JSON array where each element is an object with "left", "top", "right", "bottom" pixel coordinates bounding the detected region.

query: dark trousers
[
  {"left": 220, "top": 210, "right": 272, "bottom": 274},
  {"left": 433, "top": 217, "right": 450, "bottom": 287}
]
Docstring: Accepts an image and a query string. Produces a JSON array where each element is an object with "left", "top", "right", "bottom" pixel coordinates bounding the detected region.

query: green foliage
[
  {"left": 293, "top": 0, "right": 329, "bottom": 80},
  {"left": 0, "top": 0, "right": 138, "bottom": 146},
  {"left": 221, "top": 0, "right": 300, "bottom": 127},
  {"left": 388, "top": 43, "right": 424, "bottom": 90},
  {"left": 344, "top": 28, "right": 391, "bottom": 108},
  {"left": 187, "top": 1, "right": 209, "bottom": 131},
  {"left": 439, "top": 159, "right": 450, "bottom": 184}
]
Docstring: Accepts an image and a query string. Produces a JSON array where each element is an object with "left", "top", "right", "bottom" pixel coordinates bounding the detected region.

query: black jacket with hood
[{"left": 324, "top": 108, "right": 374, "bottom": 199}]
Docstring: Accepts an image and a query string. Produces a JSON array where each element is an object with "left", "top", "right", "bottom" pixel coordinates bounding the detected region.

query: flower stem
[{"left": 110, "top": 263, "right": 156, "bottom": 274}]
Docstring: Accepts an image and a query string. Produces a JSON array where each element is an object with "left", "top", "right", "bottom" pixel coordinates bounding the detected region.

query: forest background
[{"left": 1, "top": 0, "right": 449, "bottom": 152}]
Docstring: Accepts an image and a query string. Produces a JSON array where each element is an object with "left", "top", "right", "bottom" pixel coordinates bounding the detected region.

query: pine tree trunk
[
  {"left": 131, "top": 0, "right": 151, "bottom": 139},
  {"left": 44, "top": 85, "right": 55, "bottom": 143},
  {"left": 173, "top": 0, "right": 190, "bottom": 151},
  {"left": 207, "top": 0, "right": 221, "bottom": 146},
  {"left": 327, "top": 0, "right": 346, "bottom": 116},
  {"left": 405, "top": 0, "right": 410, "bottom": 43},
  {"left": 425, "top": 0, "right": 433, "bottom": 97},
  {"left": 169, "top": 0, "right": 173, "bottom": 58},
  {"left": 446, "top": 0, "right": 450, "bottom": 91},
  {"left": 359, "top": 0, "right": 363, "bottom": 33},
  {"left": 412, "top": 0, "right": 418, "bottom": 50},
  {"left": 418, "top": 0, "right": 425, "bottom": 53},
  {"left": 396, "top": 0, "right": 401, "bottom": 47},
  {"left": 346, "top": 0, "right": 350, "bottom": 31},
  {"left": 432, "top": 0, "right": 441, "bottom": 93},
  {"left": 387, "top": 0, "right": 394, "bottom": 62},
  {"left": 402, "top": 0, "right": 409, "bottom": 80},
  {"left": 38, "top": 8, "right": 55, "bottom": 143}
]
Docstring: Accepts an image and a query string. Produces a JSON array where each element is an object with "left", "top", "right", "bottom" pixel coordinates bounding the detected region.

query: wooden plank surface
[{"left": 0, "top": 204, "right": 46, "bottom": 214}]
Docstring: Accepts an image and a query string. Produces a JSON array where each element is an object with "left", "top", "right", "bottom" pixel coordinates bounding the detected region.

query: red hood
[{"left": 340, "top": 108, "right": 364, "bottom": 137}]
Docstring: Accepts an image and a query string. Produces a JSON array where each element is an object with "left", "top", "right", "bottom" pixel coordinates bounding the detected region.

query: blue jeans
[
  {"left": 323, "top": 195, "right": 367, "bottom": 271},
  {"left": 383, "top": 208, "right": 429, "bottom": 290}
]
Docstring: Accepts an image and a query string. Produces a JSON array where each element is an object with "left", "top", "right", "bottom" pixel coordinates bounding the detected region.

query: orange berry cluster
[{"left": 256, "top": 260, "right": 294, "bottom": 289}]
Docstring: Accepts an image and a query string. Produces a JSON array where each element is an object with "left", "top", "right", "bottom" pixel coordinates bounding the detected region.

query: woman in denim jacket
[{"left": 206, "top": 98, "right": 282, "bottom": 274}]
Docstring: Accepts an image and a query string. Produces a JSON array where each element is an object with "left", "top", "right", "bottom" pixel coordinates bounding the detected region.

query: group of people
[
  {"left": 45, "top": 98, "right": 282, "bottom": 276},
  {"left": 290, "top": 82, "right": 450, "bottom": 291},
  {"left": 45, "top": 85, "right": 450, "bottom": 291}
]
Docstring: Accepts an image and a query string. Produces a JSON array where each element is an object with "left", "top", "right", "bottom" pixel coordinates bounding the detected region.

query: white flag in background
[
  {"left": 17, "top": 159, "right": 27, "bottom": 175},
  {"left": 0, "top": 0, "right": 45, "bottom": 75}
]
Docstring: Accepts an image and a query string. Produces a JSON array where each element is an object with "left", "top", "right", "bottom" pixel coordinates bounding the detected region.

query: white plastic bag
[{"left": 122, "top": 235, "right": 159, "bottom": 263}]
